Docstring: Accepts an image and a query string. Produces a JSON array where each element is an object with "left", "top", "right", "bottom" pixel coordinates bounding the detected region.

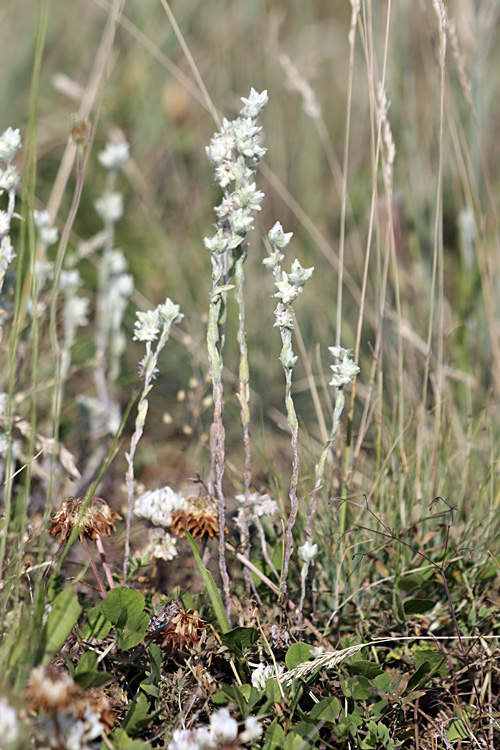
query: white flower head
[
  {"left": 134, "top": 485, "right": 185, "bottom": 528},
  {"left": 0, "top": 127, "right": 21, "bottom": 164},
  {"left": 240, "top": 715, "right": 263, "bottom": 743},
  {"left": 94, "top": 192, "right": 124, "bottom": 223},
  {"left": 251, "top": 662, "right": 284, "bottom": 691},
  {"left": 143, "top": 527, "right": 178, "bottom": 561},
  {"left": 268, "top": 221, "right": 293, "bottom": 250},
  {"left": 134, "top": 309, "right": 160, "bottom": 342},
  {"left": 0, "top": 165, "right": 20, "bottom": 192},
  {"left": 0, "top": 697, "right": 18, "bottom": 746},
  {"left": 240, "top": 88, "right": 269, "bottom": 119},
  {"left": 209, "top": 708, "right": 238, "bottom": 743},
  {"left": 0, "top": 236, "right": 15, "bottom": 266},
  {"left": 299, "top": 540, "right": 318, "bottom": 563},
  {"left": 34, "top": 210, "right": 59, "bottom": 246},
  {"left": 0, "top": 210, "right": 10, "bottom": 237},
  {"left": 328, "top": 345, "right": 360, "bottom": 387},
  {"left": 98, "top": 140, "right": 129, "bottom": 171}
]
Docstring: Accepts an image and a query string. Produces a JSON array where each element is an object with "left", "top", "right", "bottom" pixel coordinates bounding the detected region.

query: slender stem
[
  {"left": 81, "top": 537, "right": 107, "bottom": 598},
  {"left": 96, "top": 537, "right": 115, "bottom": 590}
]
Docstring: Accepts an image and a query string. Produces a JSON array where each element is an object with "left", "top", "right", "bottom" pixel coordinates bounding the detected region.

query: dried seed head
[
  {"left": 69, "top": 115, "right": 92, "bottom": 146},
  {"left": 25, "top": 666, "right": 81, "bottom": 714},
  {"left": 78, "top": 687, "right": 115, "bottom": 734},
  {"left": 146, "top": 600, "right": 205, "bottom": 651},
  {"left": 49, "top": 496, "right": 121, "bottom": 542},
  {"left": 170, "top": 495, "right": 223, "bottom": 539}
]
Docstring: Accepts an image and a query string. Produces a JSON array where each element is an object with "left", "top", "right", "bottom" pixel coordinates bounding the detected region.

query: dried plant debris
[
  {"left": 49, "top": 496, "right": 121, "bottom": 542},
  {"left": 146, "top": 599, "right": 206, "bottom": 651}
]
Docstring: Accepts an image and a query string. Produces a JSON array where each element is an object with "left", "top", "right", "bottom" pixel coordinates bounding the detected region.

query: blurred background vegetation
[{"left": 2, "top": 0, "right": 500, "bottom": 540}]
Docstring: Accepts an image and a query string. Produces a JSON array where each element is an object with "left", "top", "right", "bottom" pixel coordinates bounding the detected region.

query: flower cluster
[
  {"left": 142, "top": 526, "right": 179, "bottom": 561},
  {"left": 0, "top": 127, "right": 21, "bottom": 307},
  {"left": 263, "top": 222, "right": 314, "bottom": 332},
  {"left": 49, "top": 496, "right": 121, "bottom": 542},
  {"left": 168, "top": 708, "right": 262, "bottom": 750},
  {"left": 134, "top": 298, "right": 184, "bottom": 380},
  {"left": 34, "top": 209, "right": 59, "bottom": 248},
  {"left": 234, "top": 491, "right": 279, "bottom": 528},
  {"left": 204, "top": 88, "right": 268, "bottom": 273},
  {"left": 250, "top": 662, "right": 284, "bottom": 691},
  {"left": 146, "top": 599, "right": 205, "bottom": 651},
  {"left": 328, "top": 346, "right": 360, "bottom": 387},
  {"left": 25, "top": 666, "right": 114, "bottom": 750},
  {"left": 0, "top": 697, "right": 19, "bottom": 748},
  {"left": 134, "top": 485, "right": 185, "bottom": 527}
]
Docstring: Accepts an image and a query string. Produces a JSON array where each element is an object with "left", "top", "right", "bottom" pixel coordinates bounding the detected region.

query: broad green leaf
[
  {"left": 309, "top": 696, "right": 341, "bottom": 723},
  {"left": 140, "top": 683, "right": 159, "bottom": 698},
  {"left": 407, "top": 661, "right": 432, "bottom": 691},
  {"left": 221, "top": 626, "right": 259, "bottom": 653},
  {"left": 398, "top": 569, "right": 434, "bottom": 592},
  {"left": 74, "top": 651, "right": 113, "bottom": 689},
  {"left": 102, "top": 587, "right": 145, "bottom": 623},
  {"left": 43, "top": 588, "right": 81, "bottom": 664},
  {"left": 347, "top": 659, "right": 383, "bottom": 678},
  {"left": 373, "top": 672, "right": 393, "bottom": 692},
  {"left": 102, "top": 587, "right": 149, "bottom": 650},
  {"left": 122, "top": 692, "right": 150, "bottom": 736},
  {"left": 284, "top": 731, "right": 311, "bottom": 750},
  {"left": 211, "top": 690, "right": 229, "bottom": 706},
  {"left": 403, "top": 598, "right": 436, "bottom": 615},
  {"left": 411, "top": 648, "right": 447, "bottom": 678},
  {"left": 110, "top": 728, "right": 152, "bottom": 749},
  {"left": 265, "top": 678, "right": 282, "bottom": 703},
  {"left": 285, "top": 642, "right": 313, "bottom": 670},
  {"left": 447, "top": 719, "right": 469, "bottom": 741},
  {"left": 81, "top": 605, "right": 112, "bottom": 640},
  {"left": 263, "top": 720, "right": 285, "bottom": 750},
  {"left": 184, "top": 530, "right": 230, "bottom": 634},
  {"left": 350, "top": 675, "right": 372, "bottom": 700}
]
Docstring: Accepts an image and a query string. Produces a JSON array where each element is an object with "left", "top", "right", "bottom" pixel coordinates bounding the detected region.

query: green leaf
[
  {"left": 398, "top": 569, "right": 434, "bottom": 592},
  {"left": 147, "top": 643, "right": 163, "bottom": 681},
  {"left": 285, "top": 642, "right": 313, "bottom": 670},
  {"left": 309, "top": 696, "right": 341, "bottom": 724},
  {"left": 81, "top": 605, "right": 112, "bottom": 640},
  {"left": 407, "top": 662, "right": 431, "bottom": 691},
  {"left": 347, "top": 660, "right": 383, "bottom": 678},
  {"left": 221, "top": 626, "right": 259, "bottom": 653},
  {"left": 43, "top": 587, "right": 81, "bottom": 664},
  {"left": 265, "top": 678, "right": 282, "bottom": 703},
  {"left": 211, "top": 690, "right": 229, "bottom": 706},
  {"left": 447, "top": 718, "right": 469, "bottom": 741},
  {"left": 411, "top": 648, "right": 447, "bottom": 679},
  {"left": 140, "top": 683, "right": 159, "bottom": 698},
  {"left": 102, "top": 586, "right": 145, "bottom": 622},
  {"left": 110, "top": 728, "right": 152, "bottom": 749},
  {"left": 102, "top": 587, "right": 149, "bottom": 650},
  {"left": 403, "top": 598, "right": 436, "bottom": 615},
  {"left": 284, "top": 732, "right": 311, "bottom": 750},
  {"left": 350, "top": 675, "right": 372, "bottom": 700},
  {"left": 184, "top": 530, "right": 230, "bottom": 634},
  {"left": 263, "top": 720, "right": 285, "bottom": 750},
  {"left": 121, "top": 692, "right": 150, "bottom": 736}
]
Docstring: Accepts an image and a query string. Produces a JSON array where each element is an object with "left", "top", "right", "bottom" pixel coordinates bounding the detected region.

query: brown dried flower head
[
  {"left": 69, "top": 114, "right": 92, "bottom": 146},
  {"left": 145, "top": 599, "right": 205, "bottom": 651},
  {"left": 171, "top": 495, "right": 225, "bottom": 539},
  {"left": 78, "top": 687, "right": 116, "bottom": 733},
  {"left": 25, "top": 666, "right": 82, "bottom": 714},
  {"left": 49, "top": 496, "right": 121, "bottom": 542}
]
